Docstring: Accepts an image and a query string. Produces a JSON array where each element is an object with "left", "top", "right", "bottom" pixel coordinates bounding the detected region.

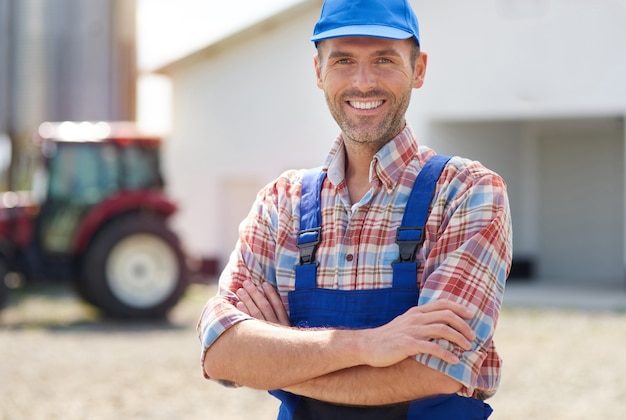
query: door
[{"left": 538, "top": 125, "right": 624, "bottom": 283}]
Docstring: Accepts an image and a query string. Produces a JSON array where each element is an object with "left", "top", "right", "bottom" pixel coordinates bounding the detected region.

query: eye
[{"left": 376, "top": 57, "right": 393, "bottom": 64}]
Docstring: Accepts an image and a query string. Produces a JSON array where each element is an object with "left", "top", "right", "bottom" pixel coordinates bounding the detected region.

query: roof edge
[{"left": 154, "top": 0, "right": 322, "bottom": 75}]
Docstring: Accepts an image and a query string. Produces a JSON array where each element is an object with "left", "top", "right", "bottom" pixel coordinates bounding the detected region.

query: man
[{"left": 198, "top": 0, "right": 512, "bottom": 418}]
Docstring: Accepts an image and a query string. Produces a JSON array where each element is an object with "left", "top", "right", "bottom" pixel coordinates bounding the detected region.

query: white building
[{"left": 156, "top": 0, "right": 626, "bottom": 288}]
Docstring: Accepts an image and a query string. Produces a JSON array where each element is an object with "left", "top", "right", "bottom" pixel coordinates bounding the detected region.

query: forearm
[
  {"left": 204, "top": 319, "right": 365, "bottom": 390},
  {"left": 218, "top": 286, "right": 475, "bottom": 395},
  {"left": 284, "top": 357, "right": 462, "bottom": 406}
]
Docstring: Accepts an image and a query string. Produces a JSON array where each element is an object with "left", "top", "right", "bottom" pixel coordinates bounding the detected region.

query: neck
[
  {"left": 340, "top": 124, "right": 406, "bottom": 203},
  {"left": 343, "top": 140, "right": 377, "bottom": 204}
]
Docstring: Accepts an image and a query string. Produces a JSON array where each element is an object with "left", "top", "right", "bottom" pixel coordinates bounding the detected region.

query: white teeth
[{"left": 350, "top": 100, "right": 383, "bottom": 110}]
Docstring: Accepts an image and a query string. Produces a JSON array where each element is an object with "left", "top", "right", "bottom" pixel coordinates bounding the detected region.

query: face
[{"left": 314, "top": 36, "right": 427, "bottom": 149}]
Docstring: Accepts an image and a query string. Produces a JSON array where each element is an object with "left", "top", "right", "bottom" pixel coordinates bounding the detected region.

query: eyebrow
[
  {"left": 327, "top": 50, "right": 354, "bottom": 60},
  {"left": 327, "top": 48, "right": 403, "bottom": 61},
  {"left": 372, "top": 49, "right": 403, "bottom": 58}
]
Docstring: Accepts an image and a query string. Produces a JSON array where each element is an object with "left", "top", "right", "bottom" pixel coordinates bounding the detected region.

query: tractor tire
[
  {"left": 80, "top": 214, "right": 188, "bottom": 319},
  {"left": 73, "top": 263, "right": 100, "bottom": 306}
]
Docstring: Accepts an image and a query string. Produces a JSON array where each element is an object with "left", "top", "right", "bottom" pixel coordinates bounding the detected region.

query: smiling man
[{"left": 197, "top": 0, "right": 512, "bottom": 418}]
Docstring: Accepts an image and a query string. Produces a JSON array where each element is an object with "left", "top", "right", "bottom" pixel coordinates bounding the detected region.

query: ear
[
  {"left": 314, "top": 54, "right": 323, "bottom": 89},
  {"left": 412, "top": 52, "right": 428, "bottom": 89}
]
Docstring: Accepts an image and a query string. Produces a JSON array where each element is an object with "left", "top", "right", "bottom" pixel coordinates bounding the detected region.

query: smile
[{"left": 348, "top": 100, "right": 384, "bottom": 110}]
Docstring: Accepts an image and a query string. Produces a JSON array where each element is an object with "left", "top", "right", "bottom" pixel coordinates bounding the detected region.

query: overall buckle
[
  {"left": 394, "top": 226, "right": 425, "bottom": 263},
  {"left": 296, "top": 228, "right": 321, "bottom": 265}
]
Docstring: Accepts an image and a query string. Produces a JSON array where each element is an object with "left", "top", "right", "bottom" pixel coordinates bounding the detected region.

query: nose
[{"left": 352, "top": 64, "right": 376, "bottom": 92}]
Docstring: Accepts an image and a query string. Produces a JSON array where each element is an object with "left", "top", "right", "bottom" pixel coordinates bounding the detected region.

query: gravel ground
[{"left": 1, "top": 283, "right": 625, "bottom": 420}]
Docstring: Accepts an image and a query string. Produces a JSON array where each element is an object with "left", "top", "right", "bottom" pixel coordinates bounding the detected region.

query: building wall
[
  {"left": 410, "top": 0, "right": 626, "bottom": 122},
  {"left": 536, "top": 118, "right": 624, "bottom": 282},
  {"left": 409, "top": 0, "right": 626, "bottom": 283},
  {"left": 427, "top": 117, "right": 625, "bottom": 284},
  {"left": 163, "top": 5, "right": 336, "bottom": 258},
  {"left": 162, "top": 0, "right": 626, "bottom": 282}
]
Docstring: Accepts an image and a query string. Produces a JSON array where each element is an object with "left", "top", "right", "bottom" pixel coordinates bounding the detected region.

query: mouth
[{"left": 348, "top": 100, "right": 385, "bottom": 110}]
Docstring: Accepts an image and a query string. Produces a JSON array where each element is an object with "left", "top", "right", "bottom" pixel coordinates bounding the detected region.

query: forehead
[{"left": 318, "top": 36, "right": 415, "bottom": 56}]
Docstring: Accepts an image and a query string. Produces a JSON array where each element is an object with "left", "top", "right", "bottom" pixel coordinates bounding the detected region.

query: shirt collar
[{"left": 323, "top": 125, "right": 420, "bottom": 192}]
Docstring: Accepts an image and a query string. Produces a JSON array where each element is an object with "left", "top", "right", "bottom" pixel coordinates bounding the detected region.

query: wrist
[{"left": 341, "top": 328, "right": 371, "bottom": 367}]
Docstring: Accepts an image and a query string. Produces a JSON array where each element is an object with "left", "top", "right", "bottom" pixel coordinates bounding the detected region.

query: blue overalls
[{"left": 269, "top": 155, "right": 493, "bottom": 419}]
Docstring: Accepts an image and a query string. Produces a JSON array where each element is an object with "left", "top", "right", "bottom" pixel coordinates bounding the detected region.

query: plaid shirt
[{"left": 198, "top": 126, "right": 512, "bottom": 399}]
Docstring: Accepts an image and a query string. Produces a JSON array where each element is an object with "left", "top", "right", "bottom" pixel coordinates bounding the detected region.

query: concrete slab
[{"left": 503, "top": 278, "right": 626, "bottom": 312}]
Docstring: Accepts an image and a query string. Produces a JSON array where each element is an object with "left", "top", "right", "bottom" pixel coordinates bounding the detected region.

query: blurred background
[
  {"left": 2, "top": 0, "right": 626, "bottom": 289},
  {"left": 1, "top": 0, "right": 626, "bottom": 419}
]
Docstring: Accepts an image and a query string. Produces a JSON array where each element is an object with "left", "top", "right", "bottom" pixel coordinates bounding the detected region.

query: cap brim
[{"left": 311, "top": 25, "right": 414, "bottom": 42}]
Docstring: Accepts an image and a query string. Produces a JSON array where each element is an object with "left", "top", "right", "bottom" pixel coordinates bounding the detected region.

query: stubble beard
[{"left": 326, "top": 88, "right": 412, "bottom": 150}]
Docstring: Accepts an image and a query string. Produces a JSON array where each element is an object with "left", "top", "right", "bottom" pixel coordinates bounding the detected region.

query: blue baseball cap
[{"left": 311, "top": 0, "right": 420, "bottom": 46}]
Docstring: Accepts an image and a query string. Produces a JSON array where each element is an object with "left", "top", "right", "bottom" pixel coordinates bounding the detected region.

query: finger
[
  {"left": 361, "top": 326, "right": 463, "bottom": 367},
  {"left": 236, "top": 300, "right": 252, "bottom": 315},
  {"left": 435, "top": 309, "right": 476, "bottom": 341},
  {"left": 262, "top": 282, "right": 290, "bottom": 326},
  {"left": 410, "top": 302, "right": 476, "bottom": 340},
  {"left": 236, "top": 288, "right": 263, "bottom": 319},
  {"left": 411, "top": 339, "right": 461, "bottom": 365},
  {"left": 415, "top": 323, "right": 474, "bottom": 350},
  {"left": 242, "top": 281, "right": 280, "bottom": 323},
  {"left": 414, "top": 309, "right": 476, "bottom": 346},
  {"left": 417, "top": 299, "right": 474, "bottom": 319}
]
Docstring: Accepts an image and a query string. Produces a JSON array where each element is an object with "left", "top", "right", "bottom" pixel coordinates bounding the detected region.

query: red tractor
[{"left": 0, "top": 121, "right": 189, "bottom": 318}]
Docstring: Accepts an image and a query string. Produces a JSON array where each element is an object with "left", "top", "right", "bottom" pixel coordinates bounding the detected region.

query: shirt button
[{"left": 346, "top": 254, "right": 354, "bottom": 262}]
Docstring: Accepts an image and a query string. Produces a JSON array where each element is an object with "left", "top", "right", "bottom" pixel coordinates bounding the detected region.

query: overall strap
[
  {"left": 295, "top": 156, "right": 450, "bottom": 290},
  {"left": 295, "top": 167, "right": 326, "bottom": 289},
  {"left": 393, "top": 155, "right": 451, "bottom": 288}
]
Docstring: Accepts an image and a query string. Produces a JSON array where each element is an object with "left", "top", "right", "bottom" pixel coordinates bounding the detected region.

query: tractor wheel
[
  {"left": 81, "top": 214, "right": 188, "bottom": 319},
  {"left": 73, "top": 264, "right": 100, "bottom": 306}
]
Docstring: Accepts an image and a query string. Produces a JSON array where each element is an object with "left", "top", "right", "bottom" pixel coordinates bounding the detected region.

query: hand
[
  {"left": 236, "top": 280, "right": 291, "bottom": 326},
  {"left": 358, "top": 300, "right": 476, "bottom": 367}
]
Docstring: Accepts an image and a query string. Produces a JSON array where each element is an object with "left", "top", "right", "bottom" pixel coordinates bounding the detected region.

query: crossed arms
[
  {"left": 200, "top": 166, "right": 512, "bottom": 405},
  {"left": 203, "top": 281, "right": 475, "bottom": 405}
]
